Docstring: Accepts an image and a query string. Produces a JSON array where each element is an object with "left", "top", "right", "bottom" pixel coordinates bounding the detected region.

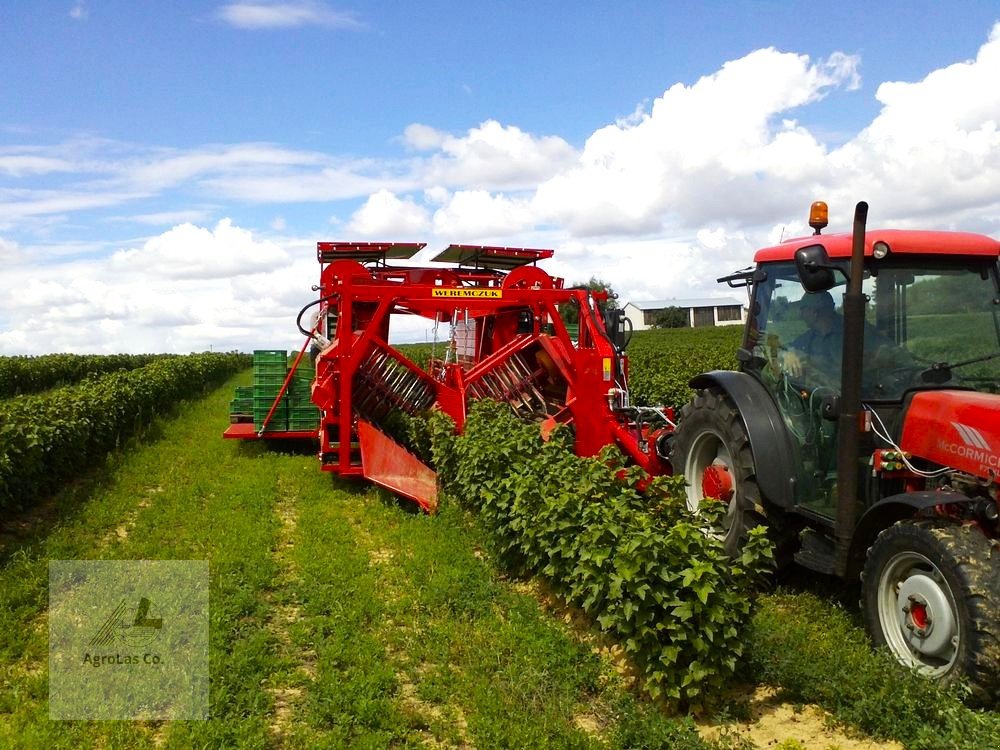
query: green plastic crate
[
  {"left": 254, "top": 349, "right": 287, "bottom": 362},
  {"left": 229, "top": 399, "right": 252, "bottom": 415},
  {"left": 253, "top": 372, "right": 289, "bottom": 386}
]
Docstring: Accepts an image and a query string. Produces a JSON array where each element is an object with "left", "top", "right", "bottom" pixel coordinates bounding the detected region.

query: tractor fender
[
  {"left": 688, "top": 370, "right": 797, "bottom": 509},
  {"left": 845, "top": 491, "right": 978, "bottom": 579}
]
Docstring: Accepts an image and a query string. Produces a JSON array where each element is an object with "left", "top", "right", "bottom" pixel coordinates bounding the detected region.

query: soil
[{"left": 696, "top": 686, "right": 903, "bottom": 750}]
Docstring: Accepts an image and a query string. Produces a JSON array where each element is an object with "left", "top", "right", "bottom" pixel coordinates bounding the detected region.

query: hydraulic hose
[{"left": 296, "top": 294, "right": 338, "bottom": 338}]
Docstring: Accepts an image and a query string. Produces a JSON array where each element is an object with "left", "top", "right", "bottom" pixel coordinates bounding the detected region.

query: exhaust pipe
[{"left": 834, "top": 201, "right": 868, "bottom": 576}]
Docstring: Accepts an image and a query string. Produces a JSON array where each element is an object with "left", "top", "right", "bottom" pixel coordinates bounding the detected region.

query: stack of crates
[
  {"left": 287, "top": 354, "right": 321, "bottom": 431},
  {"left": 253, "top": 350, "right": 289, "bottom": 431},
  {"left": 229, "top": 386, "right": 254, "bottom": 423}
]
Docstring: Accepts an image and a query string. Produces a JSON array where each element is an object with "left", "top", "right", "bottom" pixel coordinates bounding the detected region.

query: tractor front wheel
[
  {"left": 862, "top": 520, "right": 1000, "bottom": 703},
  {"left": 671, "top": 387, "right": 764, "bottom": 557}
]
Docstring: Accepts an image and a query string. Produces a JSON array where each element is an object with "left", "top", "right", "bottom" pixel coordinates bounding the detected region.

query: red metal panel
[
  {"left": 223, "top": 423, "right": 318, "bottom": 440},
  {"left": 357, "top": 420, "right": 438, "bottom": 512},
  {"left": 753, "top": 230, "right": 1000, "bottom": 262},
  {"left": 900, "top": 391, "right": 1000, "bottom": 481}
]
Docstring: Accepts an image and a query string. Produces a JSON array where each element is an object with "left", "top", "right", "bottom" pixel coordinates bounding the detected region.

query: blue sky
[{"left": 2, "top": 2, "right": 999, "bottom": 353}]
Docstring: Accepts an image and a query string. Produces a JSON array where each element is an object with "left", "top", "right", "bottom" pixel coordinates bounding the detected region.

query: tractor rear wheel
[
  {"left": 862, "top": 520, "right": 1000, "bottom": 704},
  {"left": 671, "top": 387, "right": 766, "bottom": 557}
]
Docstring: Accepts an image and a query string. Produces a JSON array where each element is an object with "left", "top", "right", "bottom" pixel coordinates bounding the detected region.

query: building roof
[{"left": 623, "top": 297, "right": 745, "bottom": 311}]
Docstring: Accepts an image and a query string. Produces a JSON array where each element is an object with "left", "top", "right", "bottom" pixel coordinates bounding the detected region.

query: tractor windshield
[
  {"left": 747, "top": 258, "right": 1000, "bottom": 401},
  {"left": 744, "top": 256, "right": 998, "bottom": 516}
]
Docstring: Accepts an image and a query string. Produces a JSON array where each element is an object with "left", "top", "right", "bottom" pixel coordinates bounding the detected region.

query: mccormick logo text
[
  {"left": 431, "top": 289, "right": 502, "bottom": 299},
  {"left": 936, "top": 422, "right": 1000, "bottom": 474}
]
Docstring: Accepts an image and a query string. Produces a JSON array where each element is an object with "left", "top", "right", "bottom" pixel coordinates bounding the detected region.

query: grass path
[{"left": 0, "top": 373, "right": 716, "bottom": 749}]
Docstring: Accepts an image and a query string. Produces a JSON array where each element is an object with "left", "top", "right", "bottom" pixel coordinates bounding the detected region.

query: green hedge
[
  {"left": 0, "top": 353, "right": 173, "bottom": 398},
  {"left": 0, "top": 352, "right": 250, "bottom": 510},
  {"left": 422, "top": 400, "right": 772, "bottom": 706}
]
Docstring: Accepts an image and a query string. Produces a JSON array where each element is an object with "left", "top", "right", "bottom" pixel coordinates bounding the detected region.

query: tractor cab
[
  {"left": 677, "top": 201, "right": 1000, "bottom": 697},
  {"left": 737, "top": 215, "right": 1000, "bottom": 520}
]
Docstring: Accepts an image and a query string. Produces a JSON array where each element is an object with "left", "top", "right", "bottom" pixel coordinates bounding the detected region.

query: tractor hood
[{"left": 900, "top": 390, "right": 1000, "bottom": 481}]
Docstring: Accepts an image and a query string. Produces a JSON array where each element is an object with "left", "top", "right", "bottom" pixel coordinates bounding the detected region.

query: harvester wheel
[
  {"left": 671, "top": 387, "right": 765, "bottom": 557},
  {"left": 862, "top": 520, "right": 1000, "bottom": 704}
]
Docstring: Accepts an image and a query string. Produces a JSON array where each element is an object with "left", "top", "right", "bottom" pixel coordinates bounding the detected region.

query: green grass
[
  {"left": 0, "top": 372, "right": 724, "bottom": 749},
  {"left": 4, "top": 370, "right": 995, "bottom": 749},
  {"left": 747, "top": 593, "right": 1000, "bottom": 750}
]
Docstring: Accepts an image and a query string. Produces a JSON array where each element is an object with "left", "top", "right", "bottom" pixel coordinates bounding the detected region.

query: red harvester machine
[{"left": 225, "top": 241, "right": 674, "bottom": 511}]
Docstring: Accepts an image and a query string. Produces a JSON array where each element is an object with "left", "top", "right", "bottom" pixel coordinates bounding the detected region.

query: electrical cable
[{"left": 864, "top": 404, "right": 952, "bottom": 477}]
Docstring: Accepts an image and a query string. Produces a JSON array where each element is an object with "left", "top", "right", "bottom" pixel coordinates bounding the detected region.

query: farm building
[{"left": 622, "top": 297, "right": 746, "bottom": 330}]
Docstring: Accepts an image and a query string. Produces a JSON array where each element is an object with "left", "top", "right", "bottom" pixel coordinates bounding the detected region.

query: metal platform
[
  {"left": 317, "top": 241, "right": 425, "bottom": 264},
  {"left": 430, "top": 244, "right": 554, "bottom": 270}
]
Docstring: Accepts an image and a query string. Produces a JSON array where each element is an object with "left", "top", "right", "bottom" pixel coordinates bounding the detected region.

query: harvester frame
[{"left": 226, "top": 241, "right": 673, "bottom": 511}]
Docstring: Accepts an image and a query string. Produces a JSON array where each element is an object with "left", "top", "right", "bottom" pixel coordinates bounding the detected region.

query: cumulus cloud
[
  {"left": 6, "top": 25, "right": 1000, "bottom": 354},
  {"left": 110, "top": 219, "right": 289, "bottom": 279},
  {"left": 215, "top": 1, "right": 363, "bottom": 30},
  {"left": 0, "top": 221, "right": 316, "bottom": 354},
  {"left": 408, "top": 120, "right": 578, "bottom": 190},
  {"left": 432, "top": 191, "right": 534, "bottom": 239},
  {"left": 531, "top": 47, "right": 860, "bottom": 235},
  {"left": 826, "top": 23, "right": 1000, "bottom": 226},
  {"left": 347, "top": 189, "right": 431, "bottom": 236}
]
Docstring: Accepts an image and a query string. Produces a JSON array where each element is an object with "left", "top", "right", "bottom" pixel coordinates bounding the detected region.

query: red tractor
[{"left": 671, "top": 202, "right": 1000, "bottom": 697}]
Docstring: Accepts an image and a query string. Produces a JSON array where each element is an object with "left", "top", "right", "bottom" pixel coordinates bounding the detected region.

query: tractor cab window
[
  {"left": 745, "top": 257, "right": 1000, "bottom": 517},
  {"left": 748, "top": 262, "right": 846, "bottom": 392},
  {"left": 861, "top": 259, "right": 1000, "bottom": 398},
  {"left": 749, "top": 258, "right": 1000, "bottom": 400},
  {"left": 747, "top": 262, "right": 845, "bottom": 515}
]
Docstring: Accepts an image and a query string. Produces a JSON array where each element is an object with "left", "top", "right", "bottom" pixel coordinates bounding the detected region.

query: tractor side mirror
[{"left": 794, "top": 244, "right": 840, "bottom": 292}]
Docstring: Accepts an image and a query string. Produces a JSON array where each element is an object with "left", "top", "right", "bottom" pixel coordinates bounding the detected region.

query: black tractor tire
[
  {"left": 861, "top": 519, "right": 1000, "bottom": 704},
  {"left": 671, "top": 387, "right": 774, "bottom": 558}
]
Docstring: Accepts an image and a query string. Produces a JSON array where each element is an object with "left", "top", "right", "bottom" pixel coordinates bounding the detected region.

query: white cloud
[
  {"left": 347, "top": 189, "right": 430, "bottom": 236},
  {"left": 402, "top": 124, "right": 446, "bottom": 151},
  {"left": 216, "top": 1, "right": 363, "bottom": 30},
  {"left": 0, "top": 154, "right": 76, "bottom": 176},
  {"left": 825, "top": 23, "right": 1000, "bottom": 226},
  {"left": 410, "top": 120, "right": 578, "bottom": 190},
  {"left": 5, "top": 25, "right": 1000, "bottom": 355},
  {"left": 532, "top": 47, "right": 860, "bottom": 235},
  {"left": 110, "top": 219, "right": 289, "bottom": 279},
  {"left": 431, "top": 190, "right": 534, "bottom": 239},
  {"left": 202, "top": 165, "right": 398, "bottom": 203},
  {"left": 0, "top": 236, "right": 21, "bottom": 265},
  {"left": 69, "top": 1, "right": 88, "bottom": 21},
  {"left": 116, "top": 209, "right": 215, "bottom": 226},
  {"left": 0, "top": 221, "right": 317, "bottom": 355}
]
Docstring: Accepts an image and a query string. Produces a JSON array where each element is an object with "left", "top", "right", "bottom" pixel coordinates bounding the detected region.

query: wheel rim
[
  {"left": 876, "top": 550, "right": 960, "bottom": 677},
  {"left": 683, "top": 430, "right": 737, "bottom": 533}
]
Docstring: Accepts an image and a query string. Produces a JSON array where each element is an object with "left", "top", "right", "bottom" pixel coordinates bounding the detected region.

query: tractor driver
[
  {"left": 780, "top": 290, "right": 914, "bottom": 394},
  {"left": 781, "top": 290, "right": 842, "bottom": 385}
]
